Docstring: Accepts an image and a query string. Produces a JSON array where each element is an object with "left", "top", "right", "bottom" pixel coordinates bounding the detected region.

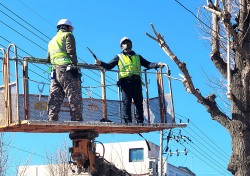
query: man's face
[{"left": 121, "top": 40, "right": 132, "bottom": 51}]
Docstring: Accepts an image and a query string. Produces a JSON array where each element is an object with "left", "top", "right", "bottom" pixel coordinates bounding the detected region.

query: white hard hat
[
  {"left": 57, "top": 19, "right": 73, "bottom": 28},
  {"left": 120, "top": 37, "right": 132, "bottom": 46}
]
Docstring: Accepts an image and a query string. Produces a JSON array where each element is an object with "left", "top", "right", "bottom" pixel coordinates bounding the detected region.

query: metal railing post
[
  {"left": 23, "top": 58, "right": 29, "bottom": 120},
  {"left": 7, "top": 44, "right": 20, "bottom": 124},
  {"left": 144, "top": 70, "right": 150, "bottom": 123},
  {"left": 117, "top": 73, "right": 122, "bottom": 123},
  {"left": 101, "top": 70, "right": 107, "bottom": 120},
  {"left": 0, "top": 48, "right": 7, "bottom": 125},
  {"left": 5, "top": 45, "right": 11, "bottom": 125},
  {"left": 0, "top": 48, "right": 5, "bottom": 82},
  {"left": 164, "top": 64, "right": 175, "bottom": 123}
]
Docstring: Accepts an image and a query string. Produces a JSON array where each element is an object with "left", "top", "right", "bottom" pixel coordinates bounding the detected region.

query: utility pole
[{"left": 159, "top": 130, "right": 163, "bottom": 176}]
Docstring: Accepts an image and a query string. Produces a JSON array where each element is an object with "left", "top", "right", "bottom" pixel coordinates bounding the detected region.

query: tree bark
[{"left": 228, "top": 118, "right": 250, "bottom": 175}]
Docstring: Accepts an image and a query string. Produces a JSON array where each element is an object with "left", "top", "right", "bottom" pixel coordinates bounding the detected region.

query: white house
[{"left": 95, "top": 140, "right": 195, "bottom": 176}]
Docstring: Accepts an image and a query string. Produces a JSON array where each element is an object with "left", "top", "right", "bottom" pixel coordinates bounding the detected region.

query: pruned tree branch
[
  {"left": 209, "top": 0, "right": 228, "bottom": 78},
  {"left": 203, "top": 5, "right": 250, "bottom": 59},
  {"left": 146, "top": 23, "right": 231, "bottom": 129}
]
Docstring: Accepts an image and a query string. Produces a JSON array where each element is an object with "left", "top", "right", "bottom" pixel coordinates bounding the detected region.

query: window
[
  {"left": 149, "top": 161, "right": 153, "bottom": 168},
  {"left": 129, "top": 148, "right": 144, "bottom": 162}
]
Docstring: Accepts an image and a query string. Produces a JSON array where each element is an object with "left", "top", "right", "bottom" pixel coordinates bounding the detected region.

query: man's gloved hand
[
  {"left": 117, "top": 80, "right": 121, "bottom": 87},
  {"left": 94, "top": 59, "right": 101, "bottom": 66},
  {"left": 71, "top": 68, "right": 81, "bottom": 79},
  {"left": 157, "top": 62, "right": 165, "bottom": 68}
]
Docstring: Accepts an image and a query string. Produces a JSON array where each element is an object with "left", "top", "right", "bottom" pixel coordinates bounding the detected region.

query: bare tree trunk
[
  {"left": 228, "top": 120, "right": 250, "bottom": 175},
  {"left": 227, "top": 71, "right": 250, "bottom": 175}
]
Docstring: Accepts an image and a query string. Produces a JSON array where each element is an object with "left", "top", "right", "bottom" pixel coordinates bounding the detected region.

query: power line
[
  {"left": 161, "top": 112, "right": 231, "bottom": 175},
  {"left": 174, "top": 0, "right": 213, "bottom": 32},
  {"left": 0, "top": 36, "right": 50, "bottom": 81},
  {"left": 3, "top": 142, "right": 50, "bottom": 160},
  {"left": 174, "top": 119, "right": 230, "bottom": 165},
  {"left": 173, "top": 0, "right": 230, "bottom": 43},
  {"left": 0, "top": 2, "right": 51, "bottom": 40},
  {"left": 165, "top": 129, "right": 230, "bottom": 175},
  {"left": 175, "top": 113, "right": 230, "bottom": 159},
  {"left": 0, "top": 9, "right": 48, "bottom": 43},
  {"left": 178, "top": 141, "right": 230, "bottom": 175},
  {"left": 0, "top": 20, "right": 47, "bottom": 52}
]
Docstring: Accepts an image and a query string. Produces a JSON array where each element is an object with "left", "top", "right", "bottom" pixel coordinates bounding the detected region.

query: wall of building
[
  {"left": 18, "top": 165, "right": 91, "bottom": 176},
  {"left": 96, "top": 140, "right": 161, "bottom": 175},
  {"left": 18, "top": 165, "right": 50, "bottom": 176}
]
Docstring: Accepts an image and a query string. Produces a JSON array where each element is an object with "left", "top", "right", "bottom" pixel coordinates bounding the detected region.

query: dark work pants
[{"left": 120, "top": 79, "right": 144, "bottom": 123}]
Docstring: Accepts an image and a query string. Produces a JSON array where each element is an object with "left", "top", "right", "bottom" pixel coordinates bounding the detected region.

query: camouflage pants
[{"left": 48, "top": 67, "right": 82, "bottom": 121}]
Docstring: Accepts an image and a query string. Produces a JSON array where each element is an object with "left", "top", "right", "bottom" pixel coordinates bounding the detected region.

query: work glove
[
  {"left": 71, "top": 68, "right": 82, "bottom": 79},
  {"left": 117, "top": 80, "right": 121, "bottom": 87},
  {"left": 94, "top": 59, "right": 101, "bottom": 66},
  {"left": 157, "top": 62, "right": 165, "bottom": 68}
]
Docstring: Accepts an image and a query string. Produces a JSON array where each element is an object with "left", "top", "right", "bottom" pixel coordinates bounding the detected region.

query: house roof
[{"left": 178, "top": 166, "right": 196, "bottom": 176}]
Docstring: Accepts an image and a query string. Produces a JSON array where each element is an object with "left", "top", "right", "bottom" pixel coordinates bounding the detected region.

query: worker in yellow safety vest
[
  {"left": 47, "top": 19, "right": 82, "bottom": 122},
  {"left": 95, "top": 37, "right": 164, "bottom": 124}
]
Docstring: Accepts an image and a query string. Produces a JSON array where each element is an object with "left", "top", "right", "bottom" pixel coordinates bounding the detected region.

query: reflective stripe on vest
[
  {"left": 117, "top": 53, "right": 141, "bottom": 79},
  {"left": 48, "top": 30, "right": 72, "bottom": 67}
]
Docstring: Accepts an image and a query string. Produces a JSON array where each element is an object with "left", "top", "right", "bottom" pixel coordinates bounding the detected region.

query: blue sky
[{"left": 1, "top": 0, "right": 232, "bottom": 176}]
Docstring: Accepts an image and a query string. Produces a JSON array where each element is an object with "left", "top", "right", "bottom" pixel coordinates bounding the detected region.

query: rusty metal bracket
[{"left": 69, "top": 130, "right": 99, "bottom": 174}]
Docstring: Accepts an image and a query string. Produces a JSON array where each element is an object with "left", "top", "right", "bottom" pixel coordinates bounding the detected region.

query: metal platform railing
[{"left": 0, "top": 44, "right": 176, "bottom": 127}]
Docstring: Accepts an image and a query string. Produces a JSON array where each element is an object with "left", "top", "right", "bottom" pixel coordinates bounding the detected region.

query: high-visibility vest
[
  {"left": 117, "top": 53, "right": 141, "bottom": 79},
  {"left": 48, "top": 30, "right": 72, "bottom": 67}
]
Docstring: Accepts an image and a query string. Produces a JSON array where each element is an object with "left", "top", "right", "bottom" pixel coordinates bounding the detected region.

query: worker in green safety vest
[
  {"left": 47, "top": 19, "right": 82, "bottom": 122},
  {"left": 95, "top": 37, "right": 164, "bottom": 124}
]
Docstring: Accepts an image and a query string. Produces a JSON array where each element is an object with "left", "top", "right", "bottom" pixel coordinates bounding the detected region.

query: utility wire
[
  {"left": 175, "top": 113, "right": 230, "bottom": 159},
  {"left": 0, "top": 9, "right": 48, "bottom": 43},
  {"left": 0, "top": 2, "right": 51, "bottom": 40},
  {"left": 166, "top": 129, "right": 229, "bottom": 175},
  {"left": 169, "top": 128, "right": 227, "bottom": 162},
  {"left": 173, "top": 0, "right": 230, "bottom": 42},
  {"left": 173, "top": 119, "right": 230, "bottom": 165},
  {"left": 158, "top": 128, "right": 229, "bottom": 175},
  {"left": 3, "top": 142, "right": 51, "bottom": 160},
  {"left": 171, "top": 128, "right": 228, "bottom": 169},
  {"left": 174, "top": 0, "right": 213, "bottom": 33},
  {"left": 0, "top": 20, "right": 47, "bottom": 52},
  {"left": 0, "top": 36, "right": 50, "bottom": 81},
  {"left": 178, "top": 141, "right": 230, "bottom": 175},
  {"left": 161, "top": 112, "right": 231, "bottom": 174}
]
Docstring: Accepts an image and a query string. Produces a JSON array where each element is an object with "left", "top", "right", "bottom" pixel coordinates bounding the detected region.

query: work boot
[
  {"left": 124, "top": 118, "right": 132, "bottom": 123},
  {"left": 137, "top": 119, "right": 144, "bottom": 124},
  {"left": 137, "top": 122, "right": 144, "bottom": 126},
  {"left": 71, "top": 117, "right": 83, "bottom": 121},
  {"left": 100, "top": 118, "right": 113, "bottom": 122},
  {"left": 48, "top": 117, "right": 58, "bottom": 122}
]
